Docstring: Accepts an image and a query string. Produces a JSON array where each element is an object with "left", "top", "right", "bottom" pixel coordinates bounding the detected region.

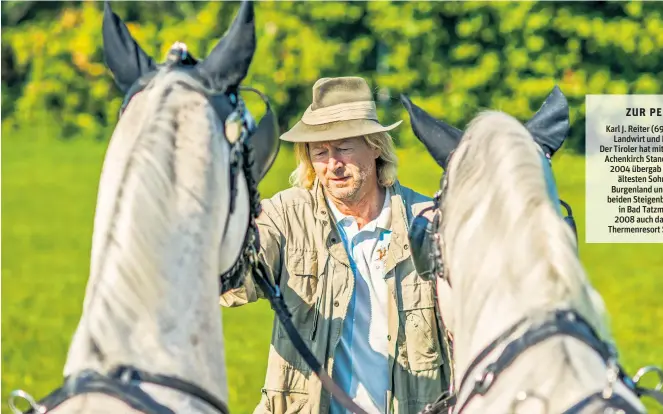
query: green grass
[{"left": 2, "top": 131, "right": 662, "bottom": 414}]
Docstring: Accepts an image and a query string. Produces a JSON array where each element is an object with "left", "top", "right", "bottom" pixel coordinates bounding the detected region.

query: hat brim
[{"left": 279, "top": 118, "right": 403, "bottom": 143}]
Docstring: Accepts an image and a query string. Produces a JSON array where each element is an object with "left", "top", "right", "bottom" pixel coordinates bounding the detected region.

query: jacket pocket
[
  {"left": 399, "top": 281, "right": 443, "bottom": 372},
  {"left": 258, "top": 360, "right": 311, "bottom": 414},
  {"left": 283, "top": 249, "right": 319, "bottom": 308},
  {"left": 256, "top": 388, "right": 309, "bottom": 414},
  {"left": 276, "top": 249, "right": 319, "bottom": 341}
]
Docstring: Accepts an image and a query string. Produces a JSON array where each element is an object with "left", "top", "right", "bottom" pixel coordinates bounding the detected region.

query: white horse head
[
  {"left": 401, "top": 90, "right": 649, "bottom": 414},
  {"left": 9, "top": 2, "right": 280, "bottom": 413}
]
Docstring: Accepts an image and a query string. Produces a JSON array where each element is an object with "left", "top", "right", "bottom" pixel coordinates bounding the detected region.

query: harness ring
[
  {"left": 474, "top": 363, "right": 496, "bottom": 395},
  {"left": 633, "top": 365, "right": 663, "bottom": 392},
  {"left": 8, "top": 390, "right": 46, "bottom": 414}
]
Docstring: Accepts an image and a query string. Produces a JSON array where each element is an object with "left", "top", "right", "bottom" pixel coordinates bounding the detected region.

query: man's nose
[{"left": 327, "top": 155, "right": 343, "bottom": 170}]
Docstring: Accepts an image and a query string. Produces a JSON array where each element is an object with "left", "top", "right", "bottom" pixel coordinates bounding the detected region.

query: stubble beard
[{"left": 327, "top": 167, "right": 373, "bottom": 204}]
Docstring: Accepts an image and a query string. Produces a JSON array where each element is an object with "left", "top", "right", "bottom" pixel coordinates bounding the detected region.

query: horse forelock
[
  {"left": 64, "top": 69, "right": 232, "bottom": 397},
  {"left": 439, "top": 110, "right": 612, "bottom": 372}
]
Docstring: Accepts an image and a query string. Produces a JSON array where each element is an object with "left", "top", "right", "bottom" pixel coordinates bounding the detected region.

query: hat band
[{"left": 301, "top": 101, "right": 378, "bottom": 126}]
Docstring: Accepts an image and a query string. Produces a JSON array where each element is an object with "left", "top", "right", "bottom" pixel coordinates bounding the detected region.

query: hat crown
[
  {"left": 311, "top": 76, "right": 374, "bottom": 110},
  {"left": 278, "top": 76, "right": 403, "bottom": 143}
]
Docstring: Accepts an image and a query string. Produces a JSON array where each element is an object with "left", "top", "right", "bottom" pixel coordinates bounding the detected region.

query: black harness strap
[
  {"left": 19, "top": 366, "right": 230, "bottom": 414},
  {"left": 562, "top": 391, "right": 641, "bottom": 414},
  {"left": 108, "top": 366, "right": 230, "bottom": 414},
  {"left": 21, "top": 369, "right": 176, "bottom": 414},
  {"left": 455, "top": 314, "right": 529, "bottom": 395},
  {"left": 638, "top": 387, "right": 663, "bottom": 405},
  {"left": 454, "top": 310, "right": 639, "bottom": 414},
  {"left": 464, "top": 310, "right": 613, "bottom": 399}
]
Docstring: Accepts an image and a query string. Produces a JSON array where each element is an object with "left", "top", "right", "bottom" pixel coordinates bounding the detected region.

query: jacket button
[
  {"left": 404, "top": 244, "right": 409, "bottom": 250},
  {"left": 334, "top": 300, "right": 339, "bottom": 307},
  {"left": 331, "top": 237, "right": 337, "bottom": 243},
  {"left": 322, "top": 210, "right": 327, "bottom": 215},
  {"left": 387, "top": 335, "right": 392, "bottom": 341}
]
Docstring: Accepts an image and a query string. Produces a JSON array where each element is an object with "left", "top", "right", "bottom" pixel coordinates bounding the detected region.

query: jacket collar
[{"left": 311, "top": 178, "right": 411, "bottom": 272}]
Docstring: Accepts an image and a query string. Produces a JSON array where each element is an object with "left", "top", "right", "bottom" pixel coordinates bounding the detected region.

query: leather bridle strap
[
  {"left": 17, "top": 369, "right": 175, "bottom": 414},
  {"left": 455, "top": 314, "right": 529, "bottom": 394},
  {"left": 421, "top": 309, "right": 662, "bottom": 414},
  {"left": 638, "top": 387, "right": 663, "bottom": 405},
  {"left": 107, "top": 366, "right": 230, "bottom": 414},
  {"left": 251, "top": 261, "right": 369, "bottom": 414},
  {"left": 15, "top": 367, "right": 229, "bottom": 414},
  {"left": 455, "top": 309, "right": 628, "bottom": 413},
  {"left": 562, "top": 391, "right": 640, "bottom": 414}
]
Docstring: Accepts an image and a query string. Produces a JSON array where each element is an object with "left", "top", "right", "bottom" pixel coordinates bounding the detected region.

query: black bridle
[
  {"left": 10, "top": 366, "right": 230, "bottom": 414},
  {"left": 452, "top": 309, "right": 653, "bottom": 414}
]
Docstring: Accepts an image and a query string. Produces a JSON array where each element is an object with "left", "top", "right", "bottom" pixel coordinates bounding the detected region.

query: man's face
[{"left": 309, "top": 136, "right": 380, "bottom": 202}]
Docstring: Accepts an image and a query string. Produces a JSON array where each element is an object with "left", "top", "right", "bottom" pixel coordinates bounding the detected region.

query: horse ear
[
  {"left": 102, "top": 1, "right": 156, "bottom": 93},
  {"left": 197, "top": 1, "right": 256, "bottom": 91},
  {"left": 400, "top": 94, "right": 463, "bottom": 170},
  {"left": 524, "top": 85, "right": 570, "bottom": 158}
]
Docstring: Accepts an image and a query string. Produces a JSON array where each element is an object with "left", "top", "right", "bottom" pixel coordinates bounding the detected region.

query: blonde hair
[{"left": 288, "top": 132, "right": 399, "bottom": 189}]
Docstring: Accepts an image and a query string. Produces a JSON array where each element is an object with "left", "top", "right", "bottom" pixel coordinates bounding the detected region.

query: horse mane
[
  {"left": 439, "top": 110, "right": 613, "bottom": 380},
  {"left": 64, "top": 68, "right": 230, "bottom": 384}
]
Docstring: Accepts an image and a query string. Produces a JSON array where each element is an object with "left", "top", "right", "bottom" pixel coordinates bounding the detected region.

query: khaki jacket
[{"left": 220, "top": 179, "right": 453, "bottom": 414}]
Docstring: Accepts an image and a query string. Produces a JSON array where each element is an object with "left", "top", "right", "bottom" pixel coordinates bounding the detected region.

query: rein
[{"left": 251, "top": 262, "right": 370, "bottom": 414}]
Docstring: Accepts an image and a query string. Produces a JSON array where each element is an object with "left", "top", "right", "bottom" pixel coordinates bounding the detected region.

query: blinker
[
  {"left": 408, "top": 207, "right": 440, "bottom": 281},
  {"left": 238, "top": 86, "right": 280, "bottom": 183}
]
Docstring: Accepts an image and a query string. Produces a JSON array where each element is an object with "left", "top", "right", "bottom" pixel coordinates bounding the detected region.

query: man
[{"left": 220, "top": 76, "right": 452, "bottom": 414}]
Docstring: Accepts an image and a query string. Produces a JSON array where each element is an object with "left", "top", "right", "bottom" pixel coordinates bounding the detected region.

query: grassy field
[{"left": 2, "top": 129, "right": 662, "bottom": 414}]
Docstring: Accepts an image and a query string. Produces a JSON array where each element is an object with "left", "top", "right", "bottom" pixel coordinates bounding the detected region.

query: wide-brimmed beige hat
[{"left": 280, "top": 76, "right": 402, "bottom": 143}]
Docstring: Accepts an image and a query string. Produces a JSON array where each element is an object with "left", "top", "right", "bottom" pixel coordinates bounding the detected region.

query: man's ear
[
  {"left": 373, "top": 146, "right": 382, "bottom": 160},
  {"left": 102, "top": 1, "right": 156, "bottom": 93}
]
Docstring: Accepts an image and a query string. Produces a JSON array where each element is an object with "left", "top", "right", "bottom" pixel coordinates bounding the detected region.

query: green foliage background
[
  {"left": 3, "top": 1, "right": 663, "bottom": 150},
  {"left": 2, "top": 1, "right": 663, "bottom": 413}
]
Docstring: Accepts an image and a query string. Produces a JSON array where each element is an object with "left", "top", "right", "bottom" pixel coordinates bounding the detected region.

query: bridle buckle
[{"left": 474, "top": 363, "right": 496, "bottom": 395}]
